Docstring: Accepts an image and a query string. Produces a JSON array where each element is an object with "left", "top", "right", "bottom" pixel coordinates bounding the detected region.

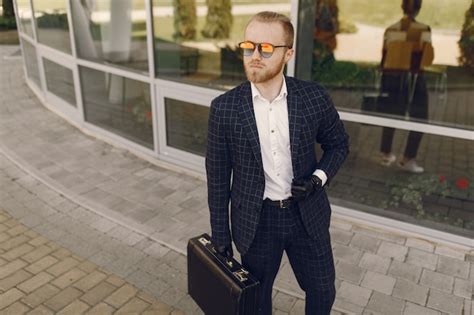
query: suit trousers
[
  {"left": 241, "top": 201, "right": 336, "bottom": 315},
  {"left": 378, "top": 73, "right": 428, "bottom": 159}
]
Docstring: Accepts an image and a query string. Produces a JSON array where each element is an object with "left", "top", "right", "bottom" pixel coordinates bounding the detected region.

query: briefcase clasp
[
  {"left": 198, "top": 237, "right": 211, "bottom": 246},
  {"left": 233, "top": 269, "right": 249, "bottom": 282}
]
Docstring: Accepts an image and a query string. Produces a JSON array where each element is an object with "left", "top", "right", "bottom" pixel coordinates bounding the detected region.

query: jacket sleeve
[
  {"left": 205, "top": 99, "right": 232, "bottom": 247},
  {"left": 316, "top": 90, "right": 349, "bottom": 184}
]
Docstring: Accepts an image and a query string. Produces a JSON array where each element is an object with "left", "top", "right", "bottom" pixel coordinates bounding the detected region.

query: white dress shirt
[{"left": 251, "top": 77, "right": 327, "bottom": 201}]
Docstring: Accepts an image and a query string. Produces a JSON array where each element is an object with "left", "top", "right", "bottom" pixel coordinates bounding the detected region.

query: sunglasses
[{"left": 238, "top": 41, "right": 291, "bottom": 58}]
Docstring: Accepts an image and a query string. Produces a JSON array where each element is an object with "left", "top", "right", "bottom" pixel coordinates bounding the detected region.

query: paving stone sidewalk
[
  {"left": 1, "top": 45, "right": 473, "bottom": 314},
  {"left": 0, "top": 206, "right": 180, "bottom": 314},
  {"left": 0, "top": 154, "right": 312, "bottom": 315}
]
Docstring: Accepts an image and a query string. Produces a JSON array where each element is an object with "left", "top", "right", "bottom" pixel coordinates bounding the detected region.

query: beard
[{"left": 244, "top": 55, "right": 286, "bottom": 83}]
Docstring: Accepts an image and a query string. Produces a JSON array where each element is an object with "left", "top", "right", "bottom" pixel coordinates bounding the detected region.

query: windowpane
[
  {"left": 325, "top": 121, "right": 473, "bottom": 236},
  {"left": 43, "top": 59, "right": 76, "bottom": 106},
  {"left": 296, "top": 0, "right": 474, "bottom": 130},
  {"left": 16, "top": 0, "right": 34, "bottom": 38},
  {"left": 152, "top": 0, "right": 291, "bottom": 89},
  {"left": 80, "top": 67, "right": 153, "bottom": 149},
  {"left": 33, "top": 0, "right": 72, "bottom": 53},
  {"left": 165, "top": 98, "right": 209, "bottom": 156},
  {"left": 70, "top": 0, "right": 149, "bottom": 73}
]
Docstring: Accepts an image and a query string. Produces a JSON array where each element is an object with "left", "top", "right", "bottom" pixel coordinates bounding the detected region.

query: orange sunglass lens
[
  {"left": 260, "top": 43, "right": 274, "bottom": 53},
  {"left": 240, "top": 42, "right": 255, "bottom": 49}
]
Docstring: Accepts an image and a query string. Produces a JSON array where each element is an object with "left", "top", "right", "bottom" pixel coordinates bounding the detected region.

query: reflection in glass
[
  {"left": 16, "top": 0, "right": 34, "bottom": 38},
  {"left": 297, "top": 0, "right": 474, "bottom": 130},
  {"left": 80, "top": 67, "right": 153, "bottom": 148},
  {"left": 152, "top": 0, "right": 291, "bottom": 89},
  {"left": 165, "top": 98, "right": 209, "bottom": 156},
  {"left": 21, "top": 39, "right": 41, "bottom": 87},
  {"left": 33, "top": 0, "right": 71, "bottom": 53},
  {"left": 323, "top": 121, "right": 474, "bottom": 237},
  {"left": 377, "top": 0, "right": 434, "bottom": 172},
  {"left": 43, "top": 59, "right": 76, "bottom": 106},
  {"left": 70, "top": 0, "right": 148, "bottom": 72}
]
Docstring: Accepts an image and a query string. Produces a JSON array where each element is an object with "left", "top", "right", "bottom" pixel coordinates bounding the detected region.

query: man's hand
[
  {"left": 291, "top": 175, "right": 323, "bottom": 202},
  {"left": 215, "top": 244, "right": 233, "bottom": 260}
]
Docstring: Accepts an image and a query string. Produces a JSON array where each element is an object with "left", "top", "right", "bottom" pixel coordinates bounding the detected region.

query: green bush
[
  {"left": 458, "top": 2, "right": 474, "bottom": 73},
  {"left": 312, "top": 40, "right": 374, "bottom": 86},
  {"left": 0, "top": 16, "right": 17, "bottom": 30},
  {"left": 36, "top": 12, "right": 68, "bottom": 29}
]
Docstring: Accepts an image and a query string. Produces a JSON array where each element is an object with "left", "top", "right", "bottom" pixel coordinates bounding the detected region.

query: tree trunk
[
  {"left": 201, "top": 0, "right": 232, "bottom": 39},
  {"left": 2, "top": 0, "right": 15, "bottom": 18},
  {"left": 458, "top": 2, "right": 474, "bottom": 72},
  {"left": 173, "top": 0, "right": 197, "bottom": 40}
]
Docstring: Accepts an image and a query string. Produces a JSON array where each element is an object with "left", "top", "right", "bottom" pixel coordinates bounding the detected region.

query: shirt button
[
  {"left": 277, "top": 173, "right": 280, "bottom": 176},
  {"left": 273, "top": 152, "right": 276, "bottom": 155},
  {"left": 269, "top": 108, "right": 272, "bottom": 111},
  {"left": 271, "top": 130, "right": 274, "bottom": 133}
]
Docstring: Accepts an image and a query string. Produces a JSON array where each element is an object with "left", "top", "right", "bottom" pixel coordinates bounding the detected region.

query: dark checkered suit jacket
[{"left": 206, "top": 76, "right": 349, "bottom": 255}]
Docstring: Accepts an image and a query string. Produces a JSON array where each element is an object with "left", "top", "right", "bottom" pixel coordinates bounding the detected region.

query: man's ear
[{"left": 285, "top": 48, "right": 294, "bottom": 62}]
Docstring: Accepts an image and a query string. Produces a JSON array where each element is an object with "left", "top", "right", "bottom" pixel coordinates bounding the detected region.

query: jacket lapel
[
  {"left": 286, "top": 77, "right": 304, "bottom": 176},
  {"left": 239, "top": 82, "right": 263, "bottom": 169}
]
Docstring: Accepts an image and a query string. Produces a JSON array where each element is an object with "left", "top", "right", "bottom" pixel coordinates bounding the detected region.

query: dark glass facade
[
  {"left": 165, "top": 98, "right": 209, "bottom": 157},
  {"left": 80, "top": 66, "right": 153, "bottom": 149},
  {"left": 43, "top": 59, "right": 76, "bottom": 106},
  {"left": 33, "top": 0, "right": 72, "bottom": 54},
  {"left": 70, "top": 0, "right": 149, "bottom": 73}
]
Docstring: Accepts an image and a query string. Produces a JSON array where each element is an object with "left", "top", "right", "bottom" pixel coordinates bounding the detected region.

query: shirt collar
[{"left": 250, "top": 76, "right": 288, "bottom": 102}]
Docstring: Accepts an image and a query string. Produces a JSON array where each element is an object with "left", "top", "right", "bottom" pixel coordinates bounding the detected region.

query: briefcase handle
[
  {"left": 195, "top": 235, "right": 253, "bottom": 283},
  {"left": 198, "top": 237, "right": 234, "bottom": 269}
]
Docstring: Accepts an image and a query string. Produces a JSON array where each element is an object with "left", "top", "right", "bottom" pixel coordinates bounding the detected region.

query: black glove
[
  {"left": 215, "top": 244, "right": 233, "bottom": 261},
  {"left": 291, "top": 175, "right": 323, "bottom": 202}
]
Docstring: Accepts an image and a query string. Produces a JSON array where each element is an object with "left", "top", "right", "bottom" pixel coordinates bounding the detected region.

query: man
[
  {"left": 378, "top": 0, "right": 433, "bottom": 173},
  {"left": 206, "top": 11, "right": 349, "bottom": 315}
]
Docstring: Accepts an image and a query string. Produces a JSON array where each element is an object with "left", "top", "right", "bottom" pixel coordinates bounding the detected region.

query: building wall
[{"left": 13, "top": 0, "right": 473, "bottom": 239}]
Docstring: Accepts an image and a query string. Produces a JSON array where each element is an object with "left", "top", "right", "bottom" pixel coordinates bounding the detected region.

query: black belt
[{"left": 263, "top": 198, "right": 295, "bottom": 209}]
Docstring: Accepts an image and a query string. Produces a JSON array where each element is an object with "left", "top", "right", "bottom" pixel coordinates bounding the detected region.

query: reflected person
[
  {"left": 378, "top": 0, "right": 434, "bottom": 173},
  {"left": 206, "top": 11, "right": 349, "bottom": 315}
]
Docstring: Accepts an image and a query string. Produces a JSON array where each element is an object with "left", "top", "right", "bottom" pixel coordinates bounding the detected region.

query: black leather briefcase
[{"left": 187, "top": 234, "right": 260, "bottom": 315}]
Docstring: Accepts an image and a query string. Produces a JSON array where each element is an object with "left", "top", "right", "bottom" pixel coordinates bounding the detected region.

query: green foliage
[
  {"left": 128, "top": 97, "right": 152, "bottom": 126},
  {"left": 385, "top": 174, "right": 450, "bottom": 216},
  {"left": 173, "top": 0, "right": 197, "bottom": 40},
  {"left": 316, "top": 0, "right": 339, "bottom": 33},
  {"left": 36, "top": 11, "right": 68, "bottom": 29},
  {"left": 458, "top": 2, "right": 474, "bottom": 73},
  {"left": 0, "top": 15, "right": 16, "bottom": 30},
  {"left": 201, "top": 0, "right": 233, "bottom": 39},
  {"left": 2, "top": 0, "right": 15, "bottom": 18}
]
